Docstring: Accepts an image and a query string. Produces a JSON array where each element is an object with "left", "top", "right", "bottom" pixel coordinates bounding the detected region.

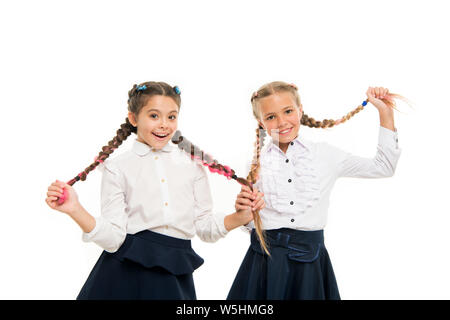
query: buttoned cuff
[
  {"left": 379, "top": 126, "right": 399, "bottom": 150},
  {"left": 81, "top": 217, "right": 101, "bottom": 242}
]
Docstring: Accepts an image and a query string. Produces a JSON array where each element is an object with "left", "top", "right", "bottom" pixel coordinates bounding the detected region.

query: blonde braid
[
  {"left": 301, "top": 100, "right": 368, "bottom": 128},
  {"left": 246, "top": 126, "right": 270, "bottom": 255}
]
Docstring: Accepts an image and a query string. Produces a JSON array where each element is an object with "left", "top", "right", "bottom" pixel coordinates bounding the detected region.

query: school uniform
[
  {"left": 227, "top": 126, "right": 401, "bottom": 300},
  {"left": 77, "top": 139, "right": 229, "bottom": 300}
]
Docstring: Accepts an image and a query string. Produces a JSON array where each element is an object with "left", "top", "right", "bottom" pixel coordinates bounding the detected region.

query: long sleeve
[
  {"left": 82, "top": 161, "right": 128, "bottom": 253},
  {"left": 337, "top": 126, "right": 402, "bottom": 178},
  {"left": 193, "top": 165, "right": 229, "bottom": 242}
]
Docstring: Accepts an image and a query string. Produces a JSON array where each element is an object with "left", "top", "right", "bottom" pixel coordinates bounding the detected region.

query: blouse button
[
  {"left": 165, "top": 202, "right": 168, "bottom": 206},
  {"left": 291, "top": 219, "right": 295, "bottom": 223},
  {"left": 290, "top": 142, "right": 294, "bottom": 146},
  {"left": 155, "top": 156, "right": 159, "bottom": 160},
  {"left": 161, "top": 179, "right": 165, "bottom": 183},
  {"left": 285, "top": 159, "right": 289, "bottom": 163},
  {"left": 290, "top": 201, "right": 294, "bottom": 205},
  {"left": 288, "top": 179, "right": 292, "bottom": 183}
]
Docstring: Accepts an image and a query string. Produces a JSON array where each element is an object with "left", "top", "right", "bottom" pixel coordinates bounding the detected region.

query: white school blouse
[
  {"left": 247, "top": 126, "right": 401, "bottom": 231},
  {"left": 82, "top": 139, "right": 229, "bottom": 253}
]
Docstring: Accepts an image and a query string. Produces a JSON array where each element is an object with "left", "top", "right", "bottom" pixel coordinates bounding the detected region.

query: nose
[
  {"left": 276, "top": 114, "right": 288, "bottom": 129},
  {"left": 159, "top": 117, "right": 169, "bottom": 129}
]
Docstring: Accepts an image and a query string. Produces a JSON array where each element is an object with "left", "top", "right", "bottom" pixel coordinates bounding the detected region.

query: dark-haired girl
[
  {"left": 45, "top": 81, "right": 264, "bottom": 300},
  {"left": 227, "top": 82, "right": 403, "bottom": 300}
]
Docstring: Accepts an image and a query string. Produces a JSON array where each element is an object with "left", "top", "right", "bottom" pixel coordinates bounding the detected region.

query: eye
[
  {"left": 285, "top": 109, "right": 293, "bottom": 114},
  {"left": 149, "top": 113, "right": 158, "bottom": 119},
  {"left": 266, "top": 115, "right": 275, "bottom": 121},
  {"left": 169, "top": 115, "right": 177, "bottom": 120}
]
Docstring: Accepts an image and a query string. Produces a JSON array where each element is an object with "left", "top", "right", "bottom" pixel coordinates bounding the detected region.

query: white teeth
[
  {"left": 280, "top": 128, "right": 291, "bottom": 134},
  {"left": 153, "top": 133, "right": 168, "bottom": 137}
]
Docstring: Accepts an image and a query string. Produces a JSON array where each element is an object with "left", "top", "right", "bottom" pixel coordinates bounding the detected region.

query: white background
[{"left": 1, "top": 0, "right": 449, "bottom": 300}]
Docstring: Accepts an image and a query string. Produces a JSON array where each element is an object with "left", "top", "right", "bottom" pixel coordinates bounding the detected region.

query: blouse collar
[
  {"left": 132, "top": 139, "right": 175, "bottom": 156},
  {"left": 264, "top": 134, "right": 311, "bottom": 155}
]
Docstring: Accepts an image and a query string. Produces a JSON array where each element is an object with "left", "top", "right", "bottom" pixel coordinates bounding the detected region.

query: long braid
[
  {"left": 246, "top": 126, "right": 270, "bottom": 255},
  {"left": 301, "top": 101, "right": 367, "bottom": 128},
  {"left": 171, "top": 131, "right": 249, "bottom": 185},
  {"left": 67, "top": 118, "right": 136, "bottom": 186},
  {"left": 301, "top": 93, "right": 405, "bottom": 128}
]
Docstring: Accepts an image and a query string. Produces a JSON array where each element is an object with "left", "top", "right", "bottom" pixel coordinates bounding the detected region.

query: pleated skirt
[
  {"left": 227, "top": 228, "right": 340, "bottom": 300},
  {"left": 77, "top": 230, "right": 204, "bottom": 300}
]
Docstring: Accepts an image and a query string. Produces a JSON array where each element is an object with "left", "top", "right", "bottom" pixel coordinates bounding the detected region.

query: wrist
[
  {"left": 67, "top": 202, "right": 84, "bottom": 217},
  {"left": 68, "top": 204, "right": 96, "bottom": 233},
  {"left": 225, "top": 212, "right": 248, "bottom": 231},
  {"left": 379, "top": 111, "right": 395, "bottom": 131}
]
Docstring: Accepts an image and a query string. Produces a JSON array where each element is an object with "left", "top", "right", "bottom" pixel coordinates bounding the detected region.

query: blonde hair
[{"left": 248, "top": 80, "right": 404, "bottom": 255}]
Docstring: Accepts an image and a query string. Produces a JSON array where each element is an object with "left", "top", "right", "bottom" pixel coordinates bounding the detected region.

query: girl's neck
[{"left": 279, "top": 142, "right": 289, "bottom": 154}]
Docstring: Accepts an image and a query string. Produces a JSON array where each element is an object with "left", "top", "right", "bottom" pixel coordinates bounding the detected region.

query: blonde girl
[{"left": 227, "top": 82, "right": 402, "bottom": 300}]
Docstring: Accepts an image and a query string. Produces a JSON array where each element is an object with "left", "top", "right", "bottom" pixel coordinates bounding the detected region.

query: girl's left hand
[{"left": 366, "top": 87, "right": 394, "bottom": 115}]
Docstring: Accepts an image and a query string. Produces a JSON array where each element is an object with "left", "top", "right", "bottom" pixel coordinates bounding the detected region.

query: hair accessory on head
[
  {"left": 252, "top": 91, "right": 258, "bottom": 99},
  {"left": 289, "top": 83, "right": 298, "bottom": 90},
  {"left": 137, "top": 85, "right": 147, "bottom": 91},
  {"left": 173, "top": 86, "right": 181, "bottom": 95}
]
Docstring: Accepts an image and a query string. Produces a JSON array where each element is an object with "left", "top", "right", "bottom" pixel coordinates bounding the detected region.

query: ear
[{"left": 128, "top": 112, "right": 137, "bottom": 127}]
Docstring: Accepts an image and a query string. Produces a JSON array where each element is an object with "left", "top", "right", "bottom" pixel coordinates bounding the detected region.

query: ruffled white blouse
[{"left": 247, "top": 126, "right": 402, "bottom": 231}]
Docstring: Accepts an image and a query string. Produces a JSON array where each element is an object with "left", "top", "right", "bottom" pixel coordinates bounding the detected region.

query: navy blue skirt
[
  {"left": 227, "top": 228, "right": 340, "bottom": 300},
  {"left": 77, "top": 230, "right": 204, "bottom": 300}
]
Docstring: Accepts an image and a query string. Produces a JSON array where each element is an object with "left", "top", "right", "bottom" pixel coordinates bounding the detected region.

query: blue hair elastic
[
  {"left": 362, "top": 100, "right": 368, "bottom": 107},
  {"left": 137, "top": 85, "right": 147, "bottom": 91},
  {"left": 173, "top": 86, "right": 181, "bottom": 95}
]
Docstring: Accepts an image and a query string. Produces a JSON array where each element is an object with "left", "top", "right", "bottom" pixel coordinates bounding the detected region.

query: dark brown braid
[
  {"left": 170, "top": 131, "right": 251, "bottom": 187},
  {"left": 171, "top": 128, "right": 271, "bottom": 255},
  {"left": 66, "top": 81, "right": 181, "bottom": 186},
  {"left": 67, "top": 119, "right": 136, "bottom": 186}
]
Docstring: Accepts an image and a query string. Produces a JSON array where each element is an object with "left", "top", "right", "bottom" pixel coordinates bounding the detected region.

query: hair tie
[
  {"left": 289, "top": 83, "right": 298, "bottom": 90},
  {"left": 137, "top": 85, "right": 147, "bottom": 92},
  {"left": 252, "top": 91, "right": 258, "bottom": 99},
  {"left": 173, "top": 86, "right": 181, "bottom": 95}
]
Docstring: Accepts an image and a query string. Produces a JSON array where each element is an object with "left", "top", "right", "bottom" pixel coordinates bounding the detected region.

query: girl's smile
[{"left": 278, "top": 127, "right": 293, "bottom": 135}]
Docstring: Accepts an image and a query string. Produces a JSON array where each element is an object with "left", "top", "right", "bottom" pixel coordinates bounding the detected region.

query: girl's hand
[
  {"left": 45, "top": 180, "right": 80, "bottom": 216},
  {"left": 366, "top": 86, "right": 394, "bottom": 115},
  {"left": 235, "top": 185, "right": 265, "bottom": 225}
]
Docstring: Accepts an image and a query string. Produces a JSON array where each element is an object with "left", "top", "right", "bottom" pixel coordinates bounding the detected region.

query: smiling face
[
  {"left": 128, "top": 95, "right": 179, "bottom": 150},
  {"left": 256, "top": 91, "right": 303, "bottom": 153}
]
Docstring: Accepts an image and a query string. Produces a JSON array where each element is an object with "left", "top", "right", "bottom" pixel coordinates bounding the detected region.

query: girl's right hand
[{"left": 45, "top": 180, "right": 80, "bottom": 215}]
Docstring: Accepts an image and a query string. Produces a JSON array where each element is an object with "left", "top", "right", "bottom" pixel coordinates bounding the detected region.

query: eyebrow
[
  {"left": 146, "top": 108, "right": 178, "bottom": 114},
  {"left": 263, "top": 106, "right": 294, "bottom": 117}
]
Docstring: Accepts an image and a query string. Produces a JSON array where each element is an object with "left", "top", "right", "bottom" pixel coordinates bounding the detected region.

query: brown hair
[
  {"left": 248, "top": 80, "right": 404, "bottom": 254},
  {"left": 66, "top": 81, "right": 181, "bottom": 186}
]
